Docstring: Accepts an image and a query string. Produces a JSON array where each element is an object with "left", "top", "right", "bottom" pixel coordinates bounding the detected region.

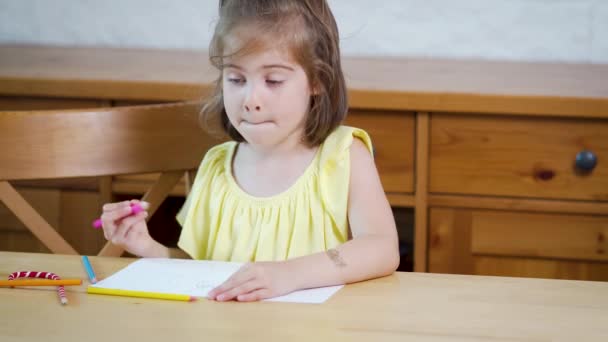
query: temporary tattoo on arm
[{"left": 326, "top": 248, "right": 347, "bottom": 268}]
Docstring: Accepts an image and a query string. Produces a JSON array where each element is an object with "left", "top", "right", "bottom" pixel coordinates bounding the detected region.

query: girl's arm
[
  {"left": 208, "top": 139, "right": 400, "bottom": 301},
  {"left": 285, "top": 138, "right": 400, "bottom": 289}
]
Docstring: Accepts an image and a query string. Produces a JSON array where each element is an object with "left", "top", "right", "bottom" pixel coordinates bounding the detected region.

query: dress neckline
[{"left": 224, "top": 142, "right": 321, "bottom": 205}]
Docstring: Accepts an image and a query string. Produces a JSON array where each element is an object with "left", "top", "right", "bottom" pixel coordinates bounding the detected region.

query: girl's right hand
[{"left": 100, "top": 200, "right": 156, "bottom": 257}]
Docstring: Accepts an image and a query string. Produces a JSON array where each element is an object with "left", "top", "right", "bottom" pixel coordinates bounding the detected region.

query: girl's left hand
[{"left": 208, "top": 261, "right": 296, "bottom": 302}]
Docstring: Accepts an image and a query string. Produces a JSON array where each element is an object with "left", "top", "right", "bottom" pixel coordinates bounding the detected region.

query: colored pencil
[
  {"left": 81, "top": 255, "right": 98, "bottom": 284},
  {"left": 0, "top": 279, "right": 82, "bottom": 287},
  {"left": 87, "top": 286, "right": 196, "bottom": 302}
]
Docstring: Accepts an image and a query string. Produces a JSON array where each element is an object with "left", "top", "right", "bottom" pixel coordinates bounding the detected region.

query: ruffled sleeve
[
  {"left": 176, "top": 142, "right": 233, "bottom": 258},
  {"left": 317, "top": 126, "right": 373, "bottom": 238}
]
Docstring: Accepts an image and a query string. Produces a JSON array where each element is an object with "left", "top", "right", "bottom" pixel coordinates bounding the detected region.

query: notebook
[{"left": 91, "top": 258, "right": 342, "bottom": 304}]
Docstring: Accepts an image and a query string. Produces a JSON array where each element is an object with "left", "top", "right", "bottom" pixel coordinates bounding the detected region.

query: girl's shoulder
[
  {"left": 318, "top": 125, "right": 374, "bottom": 164},
  {"left": 198, "top": 140, "right": 237, "bottom": 171},
  {"left": 176, "top": 141, "right": 235, "bottom": 226}
]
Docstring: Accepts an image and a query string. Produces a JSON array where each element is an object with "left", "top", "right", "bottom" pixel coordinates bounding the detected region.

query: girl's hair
[{"left": 201, "top": 0, "right": 347, "bottom": 147}]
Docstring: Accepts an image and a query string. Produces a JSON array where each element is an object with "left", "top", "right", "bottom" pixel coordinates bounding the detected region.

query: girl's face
[{"left": 222, "top": 48, "right": 312, "bottom": 148}]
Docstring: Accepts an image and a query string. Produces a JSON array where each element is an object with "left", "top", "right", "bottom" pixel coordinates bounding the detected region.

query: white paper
[{"left": 92, "top": 258, "right": 342, "bottom": 304}]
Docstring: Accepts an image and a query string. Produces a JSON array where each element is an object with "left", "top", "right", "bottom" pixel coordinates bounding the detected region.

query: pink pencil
[{"left": 92, "top": 203, "right": 144, "bottom": 229}]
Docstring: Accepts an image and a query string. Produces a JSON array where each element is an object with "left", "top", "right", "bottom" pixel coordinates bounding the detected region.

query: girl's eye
[
  {"left": 266, "top": 79, "right": 283, "bottom": 86},
  {"left": 227, "top": 77, "right": 245, "bottom": 85}
]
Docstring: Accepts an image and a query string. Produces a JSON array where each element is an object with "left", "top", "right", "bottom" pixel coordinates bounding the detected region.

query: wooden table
[{"left": 1, "top": 252, "right": 607, "bottom": 341}]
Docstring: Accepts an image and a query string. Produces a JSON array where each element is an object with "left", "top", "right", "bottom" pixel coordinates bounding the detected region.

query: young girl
[{"left": 100, "top": 0, "right": 400, "bottom": 302}]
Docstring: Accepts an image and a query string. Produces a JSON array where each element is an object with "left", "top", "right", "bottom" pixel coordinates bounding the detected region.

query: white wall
[{"left": 1, "top": 0, "right": 606, "bottom": 63}]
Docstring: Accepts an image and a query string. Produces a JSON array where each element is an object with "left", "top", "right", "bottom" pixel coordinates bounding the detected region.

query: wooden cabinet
[
  {"left": 428, "top": 114, "right": 608, "bottom": 280},
  {"left": 429, "top": 208, "right": 608, "bottom": 281}
]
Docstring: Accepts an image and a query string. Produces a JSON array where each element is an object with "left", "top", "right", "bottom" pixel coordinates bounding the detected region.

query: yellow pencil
[
  {"left": 0, "top": 279, "right": 82, "bottom": 287},
  {"left": 87, "top": 286, "right": 197, "bottom": 302}
]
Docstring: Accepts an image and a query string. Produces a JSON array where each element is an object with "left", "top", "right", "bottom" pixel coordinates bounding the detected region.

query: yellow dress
[{"left": 176, "top": 126, "right": 373, "bottom": 262}]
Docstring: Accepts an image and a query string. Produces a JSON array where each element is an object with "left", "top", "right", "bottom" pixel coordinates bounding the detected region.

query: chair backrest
[
  {"left": 0, "top": 101, "right": 224, "bottom": 256},
  {"left": 1, "top": 101, "right": 219, "bottom": 180}
]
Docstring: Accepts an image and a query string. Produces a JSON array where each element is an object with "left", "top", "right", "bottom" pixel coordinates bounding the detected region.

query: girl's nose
[
  {"left": 244, "top": 83, "right": 262, "bottom": 112},
  {"left": 244, "top": 104, "right": 261, "bottom": 111}
]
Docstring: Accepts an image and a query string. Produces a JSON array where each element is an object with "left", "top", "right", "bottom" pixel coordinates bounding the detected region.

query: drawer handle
[{"left": 575, "top": 150, "right": 597, "bottom": 172}]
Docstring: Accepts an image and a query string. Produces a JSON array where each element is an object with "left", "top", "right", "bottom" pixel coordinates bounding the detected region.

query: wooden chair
[{"left": 0, "top": 101, "right": 223, "bottom": 257}]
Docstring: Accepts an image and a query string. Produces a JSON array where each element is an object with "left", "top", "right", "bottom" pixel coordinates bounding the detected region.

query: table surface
[{"left": 1, "top": 251, "right": 607, "bottom": 341}]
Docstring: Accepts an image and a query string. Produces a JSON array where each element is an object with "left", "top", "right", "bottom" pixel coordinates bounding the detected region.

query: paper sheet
[{"left": 91, "top": 258, "right": 342, "bottom": 304}]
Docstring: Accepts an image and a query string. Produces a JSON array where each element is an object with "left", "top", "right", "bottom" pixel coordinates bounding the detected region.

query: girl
[{"left": 100, "top": 0, "right": 400, "bottom": 302}]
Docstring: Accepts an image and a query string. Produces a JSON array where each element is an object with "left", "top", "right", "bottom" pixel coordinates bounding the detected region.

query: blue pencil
[{"left": 81, "top": 255, "right": 98, "bottom": 284}]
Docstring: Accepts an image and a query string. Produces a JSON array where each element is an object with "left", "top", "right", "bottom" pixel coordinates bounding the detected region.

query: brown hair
[{"left": 201, "top": 0, "right": 347, "bottom": 147}]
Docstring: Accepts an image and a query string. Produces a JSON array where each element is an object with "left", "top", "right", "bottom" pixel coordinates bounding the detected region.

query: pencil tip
[{"left": 189, "top": 297, "right": 197, "bottom": 302}]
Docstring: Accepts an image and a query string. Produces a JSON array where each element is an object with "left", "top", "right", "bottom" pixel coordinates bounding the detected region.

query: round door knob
[{"left": 575, "top": 150, "right": 597, "bottom": 171}]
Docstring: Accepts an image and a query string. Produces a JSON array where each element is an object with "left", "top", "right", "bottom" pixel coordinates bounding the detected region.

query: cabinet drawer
[
  {"left": 345, "top": 111, "right": 414, "bottom": 193},
  {"left": 471, "top": 211, "right": 608, "bottom": 262},
  {"left": 429, "top": 207, "right": 608, "bottom": 281},
  {"left": 430, "top": 114, "right": 608, "bottom": 201}
]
